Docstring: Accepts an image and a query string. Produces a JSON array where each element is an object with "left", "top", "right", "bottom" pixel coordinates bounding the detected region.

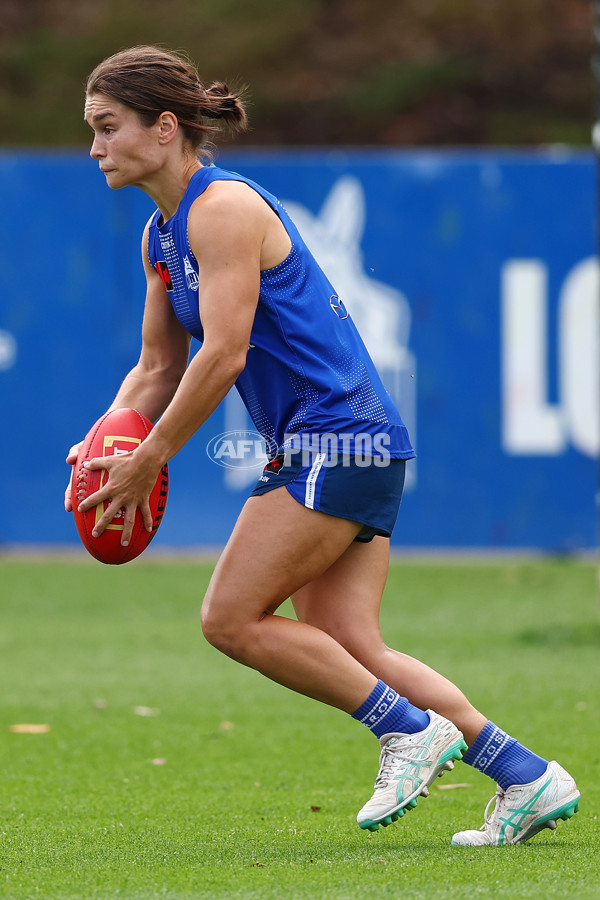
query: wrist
[{"left": 136, "top": 431, "right": 171, "bottom": 470}]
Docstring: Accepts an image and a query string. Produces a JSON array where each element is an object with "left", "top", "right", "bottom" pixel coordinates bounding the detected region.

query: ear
[{"left": 156, "top": 111, "right": 179, "bottom": 144}]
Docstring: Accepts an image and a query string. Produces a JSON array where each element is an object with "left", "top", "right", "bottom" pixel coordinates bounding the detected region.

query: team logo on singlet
[
  {"left": 155, "top": 261, "right": 173, "bottom": 292},
  {"left": 329, "top": 294, "right": 349, "bottom": 319},
  {"left": 264, "top": 453, "right": 285, "bottom": 473},
  {"left": 183, "top": 255, "right": 199, "bottom": 291}
]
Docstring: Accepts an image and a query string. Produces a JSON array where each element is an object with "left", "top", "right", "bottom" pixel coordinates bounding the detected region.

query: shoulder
[
  {"left": 188, "top": 179, "right": 266, "bottom": 257},
  {"left": 193, "top": 178, "right": 265, "bottom": 219},
  {"left": 142, "top": 212, "right": 158, "bottom": 243}
]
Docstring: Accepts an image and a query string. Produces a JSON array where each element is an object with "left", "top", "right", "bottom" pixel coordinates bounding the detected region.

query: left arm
[{"left": 78, "top": 182, "right": 265, "bottom": 544}]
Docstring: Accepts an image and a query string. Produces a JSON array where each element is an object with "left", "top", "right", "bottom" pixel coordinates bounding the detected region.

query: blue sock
[
  {"left": 463, "top": 721, "right": 548, "bottom": 790},
  {"left": 351, "top": 680, "right": 430, "bottom": 739}
]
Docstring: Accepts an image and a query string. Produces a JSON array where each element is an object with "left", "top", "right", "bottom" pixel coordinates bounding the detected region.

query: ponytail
[{"left": 201, "top": 82, "right": 248, "bottom": 132}]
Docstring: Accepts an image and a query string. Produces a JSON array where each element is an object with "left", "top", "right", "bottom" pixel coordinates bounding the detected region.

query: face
[{"left": 84, "top": 93, "right": 165, "bottom": 189}]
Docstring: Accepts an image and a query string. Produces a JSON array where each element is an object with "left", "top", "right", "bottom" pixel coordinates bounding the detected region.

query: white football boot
[
  {"left": 357, "top": 710, "right": 467, "bottom": 831},
  {"left": 451, "top": 760, "right": 580, "bottom": 846}
]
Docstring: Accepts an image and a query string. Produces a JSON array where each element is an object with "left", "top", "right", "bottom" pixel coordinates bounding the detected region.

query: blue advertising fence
[{"left": 0, "top": 149, "right": 596, "bottom": 551}]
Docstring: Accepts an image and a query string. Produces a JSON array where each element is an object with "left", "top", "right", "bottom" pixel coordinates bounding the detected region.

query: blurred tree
[{"left": 0, "top": 0, "right": 593, "bottom": 147}]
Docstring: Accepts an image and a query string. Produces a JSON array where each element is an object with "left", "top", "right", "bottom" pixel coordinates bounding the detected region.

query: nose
[{"left": 90, "top": 134, "right": 105, "bottom": 160}]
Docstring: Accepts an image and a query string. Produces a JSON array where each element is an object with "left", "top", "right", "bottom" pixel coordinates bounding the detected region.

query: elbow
[
  {"left": 207, "top": 346, "right": 248, "bottom": 383},
  {"left": 228, "top": 351, "right": 248, "bottom": 380},
  {"left": 148, "top": 363, "right": 187, "bottom": 398},
  {"left": 137, "top": 355, "right": 188, "bottom": 387}
]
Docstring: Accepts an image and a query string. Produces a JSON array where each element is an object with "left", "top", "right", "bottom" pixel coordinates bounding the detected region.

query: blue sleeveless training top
[{"left": 147, "top": 165, "right": 415, "bottom": 460}]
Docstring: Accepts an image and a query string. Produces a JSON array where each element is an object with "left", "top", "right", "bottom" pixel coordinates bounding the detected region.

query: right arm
[{"left": 64, "top": 219, "right": 191, "bottom": 511}]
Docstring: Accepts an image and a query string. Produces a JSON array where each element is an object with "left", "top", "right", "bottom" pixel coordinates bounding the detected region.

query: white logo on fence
[
  {"left": 0, "top": 329, "right": 17, "bottom": 371},
  {"left": 223, "top": 176, "right": 417, "bottom": 491},
  {"left": 285, "top": 177, "right": 416, "bottom": 486},
  {"left": 501, "top": 257, "right": 599, "bottom": 457},
  {"left": 207, "top": 430, "right": 277, "bottom": 470}
]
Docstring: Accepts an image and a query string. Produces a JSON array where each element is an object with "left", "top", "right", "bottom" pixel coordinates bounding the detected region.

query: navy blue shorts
[{"left": 250, "top": 453, "right": 406, "bottom": 542}]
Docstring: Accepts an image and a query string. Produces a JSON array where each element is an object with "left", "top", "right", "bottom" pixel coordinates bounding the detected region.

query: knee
[
  {"left": 201, "top": 602, "right": 239, "bottom": 659},
  {"left": 200, "top": 595, "right": 259, "bottom": 664}
]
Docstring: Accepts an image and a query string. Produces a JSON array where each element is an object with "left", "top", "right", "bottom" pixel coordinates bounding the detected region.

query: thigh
[
  {"left": 291, "top": 535, "right": 390, "bottom": 649},
  {"left": 202, "top": 486, "right": 363, "bottom": 627}
]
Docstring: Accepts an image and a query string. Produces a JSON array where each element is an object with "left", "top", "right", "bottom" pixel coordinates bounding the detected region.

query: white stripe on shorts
[{"left": 304, "top": 452, "right": 328, "bottom": 510}]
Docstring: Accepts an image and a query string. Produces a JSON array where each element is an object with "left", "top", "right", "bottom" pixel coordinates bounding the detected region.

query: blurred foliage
[{"left": 0, "top": 0, "right": 593, "bottom": 147}]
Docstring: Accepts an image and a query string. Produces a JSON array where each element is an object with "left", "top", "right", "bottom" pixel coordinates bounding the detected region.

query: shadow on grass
[{"left": 516, "top": 623, "right": 600, "bottom": 647}]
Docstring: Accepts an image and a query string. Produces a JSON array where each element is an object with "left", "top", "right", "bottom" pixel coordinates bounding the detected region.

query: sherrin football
[{"left": 72, "top": 408, "right": 168, "bottom": 565}]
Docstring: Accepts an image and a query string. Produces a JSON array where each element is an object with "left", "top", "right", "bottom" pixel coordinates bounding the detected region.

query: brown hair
[{"left": 86, "top": 46, "right": 248, "bottom": 156}]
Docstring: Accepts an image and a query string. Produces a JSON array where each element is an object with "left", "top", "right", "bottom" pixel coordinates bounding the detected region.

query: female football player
[{"left": 66, "top": 46, "right": 579, "bottom": 845}]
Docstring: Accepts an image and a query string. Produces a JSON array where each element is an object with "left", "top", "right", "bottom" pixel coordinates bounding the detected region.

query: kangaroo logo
[
  {"left": 183, "top": 255, "right": 199, "bottom": 291},
  {"left": 0, "top": 328, "right": 17, "bottom": 371},
  {"left": 285, "top": 176, "right": 417, "bottom": 489},
  {"left": 223, "top": 176, "right": 417, "bottom": 490}
]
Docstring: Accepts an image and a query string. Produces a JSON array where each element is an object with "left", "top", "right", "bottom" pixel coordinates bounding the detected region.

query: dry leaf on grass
[
  {"left": 132, "top": 706, "right": 159, "bottom": 717},
  {"left": 436, "top": 783, "right": 472, "bottom": 790},
  {"left": 151, "top": 757, "right": 168, "bottom": 766},
  {"left": 9, "top": 724, "right": 51, "bottom": 734}
]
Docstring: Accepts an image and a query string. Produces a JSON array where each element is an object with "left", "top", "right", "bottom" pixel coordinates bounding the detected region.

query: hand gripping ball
[{"left": 72, "top": 408, "right": 168, "bottom": 564}]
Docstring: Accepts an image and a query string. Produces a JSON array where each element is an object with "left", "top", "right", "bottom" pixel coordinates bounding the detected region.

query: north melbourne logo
[{"left": 183, "top": 255, "right": 199, "bottom": 291}]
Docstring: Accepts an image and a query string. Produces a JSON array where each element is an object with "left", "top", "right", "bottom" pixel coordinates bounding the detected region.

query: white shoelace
[
  {"left": 375, "top": 742, "right": 433, "bottom": 788},
  {"left": 481, "top": 789, "right": 505, "bottom": 830}
]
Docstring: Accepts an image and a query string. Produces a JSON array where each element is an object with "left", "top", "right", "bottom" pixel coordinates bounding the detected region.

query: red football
[{"left": 72, "top": 408, "right": 169, "bottom": 565}]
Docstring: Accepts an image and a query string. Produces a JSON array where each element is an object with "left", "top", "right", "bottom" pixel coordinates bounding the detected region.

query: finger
[
  {"left": 78, "top": 484, "right": 113, "bottom": 514},
  {"left": 66, "top": 441, "right": 83, "bottom": 465},
  {"left": 141, "top": 498, "right": 154, "bottom": 533},
  {"left": 120, "top": 507, "right": 137, "bottom": 547},
  {"left": 65, "top": 441, "right": 84, "bottom": 510},
  {"left": 65, "top": 468, "right": 74, "bottom": 512},
  {"left": 91, "top": 500, "right": 125, "bottom": 539},
  {"left": 76, "top": 458, "right": 112, "bottom": 513},
  {"left": 84, "top": 456, "right": 112, "bottom": 471}
]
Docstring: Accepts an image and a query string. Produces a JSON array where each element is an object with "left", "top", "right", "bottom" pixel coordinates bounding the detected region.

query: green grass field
[{"left": 0, "top": 554, "right": 598, "bottom": 899}]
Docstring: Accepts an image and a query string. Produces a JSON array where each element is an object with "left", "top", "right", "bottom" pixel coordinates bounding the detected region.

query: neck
[{"left": 135, "top": 155, "right": 203, "bottom": 221}]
